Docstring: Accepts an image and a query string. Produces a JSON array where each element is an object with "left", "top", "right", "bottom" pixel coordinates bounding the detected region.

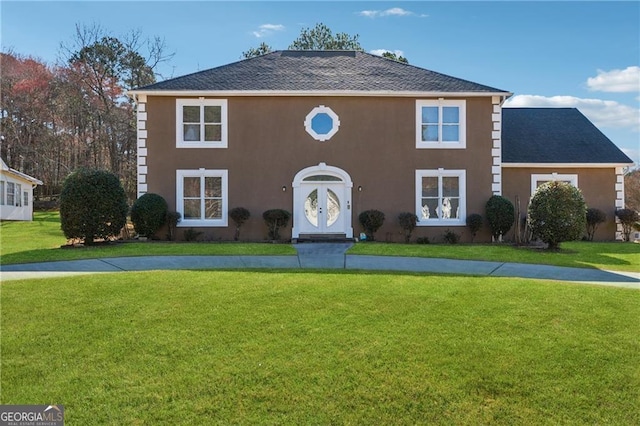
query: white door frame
[{"left": 292, "top": 162, "right": 353, "bottom": 239}]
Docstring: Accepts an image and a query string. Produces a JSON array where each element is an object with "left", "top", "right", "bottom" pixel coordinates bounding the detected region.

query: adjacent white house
[{"left": 0, "top": 158, "right": 43, "bottom": 221}]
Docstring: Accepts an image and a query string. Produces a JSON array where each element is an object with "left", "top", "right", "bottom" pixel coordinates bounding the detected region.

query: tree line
[{"left": 1, "top": 24, "right": 172, "bottom": 201}]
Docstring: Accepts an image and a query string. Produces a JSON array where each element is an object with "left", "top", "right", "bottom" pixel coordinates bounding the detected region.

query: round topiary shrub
[
  {"left": 485, "top": 195, "right": 515, "bottom": 241},
  {"left": 528, "top": 181, "right": 587, "bottom": 249},
  {"left": 229, "top": 207, "right": 251, "bottom": 241},
  {"left": 359, "top": 209, "right": 385, "bottom": 241},
  {"left": 466, "top": 213, "right": 483, "bottom": 242},
  {"left": 615, "top": 208, "right": 640, "bottom": 242},
  {"left": 262, "top": 209, "right": 291, "bottom": 240},
  {"left": 585, "top": 207, "right": 606, "bottom": 241},
  {"left": 398, "top": 212, "right": 418, "bottom": 243},
  {"left": 130, "top": 193, "right": 168, "bottom": 238},
  {"left": 60, "top": 168, "right": 128, "bottom": 245}
]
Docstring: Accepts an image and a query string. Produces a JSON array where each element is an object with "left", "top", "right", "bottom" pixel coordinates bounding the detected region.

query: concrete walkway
[{"left": 1, "top": 242, "right": 638, "bottom": 289}]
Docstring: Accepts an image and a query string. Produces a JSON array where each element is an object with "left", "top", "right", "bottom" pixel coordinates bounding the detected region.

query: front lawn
[
  {"left": 0, "top": 212, "right": 295, "bottom": 265},
  {"left": 1, "top": 271, "right": 638, "bottom": 424},
  {"left": 348, "top": 241, "right": 640, "bottom": 273}
]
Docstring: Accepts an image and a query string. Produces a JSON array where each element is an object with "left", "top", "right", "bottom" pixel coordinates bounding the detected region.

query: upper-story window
[
  {"left": 416, "top": 100, "right": 466, "bottom": 149},
  {"left": 304, "top": 105, "right": 340, "bottom": 142},
  {"left": 176, "top": 99, "right": 228, "bottom": 148}
]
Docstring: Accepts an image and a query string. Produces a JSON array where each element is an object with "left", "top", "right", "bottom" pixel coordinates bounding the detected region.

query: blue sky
[{"left": 2, "top": 1, "right": 639, "bottom": 165}]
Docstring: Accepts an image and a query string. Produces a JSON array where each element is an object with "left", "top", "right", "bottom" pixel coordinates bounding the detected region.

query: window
[
  {"left": 531, "top": 174, "right": 578, "bottom": 196},
  {"left": 0, "top": 181, "right": 4, "bottom": 205},
  {"left": 416, "top": 100, "right": 466, "bottom": 148},
  {"left": 416, "top": 169, "right": 466, "bottom": 226},
  {"left": 24, "top": 191, "right": 29, "bottom": 207},
  {"left": 7, "top": 182, "right": 15, "bottom": 206},
  {"left": 176, "top": 169, "right": 228, "bottom": 227},
  {"left": 176, "top": 99, "right": 228, "bottom": 148},
  {"left": 16, "top": 184, "right": 22, "bottom": 206},
  {"left": 304, "top": 105, "right": 340, "bottom": 141}
]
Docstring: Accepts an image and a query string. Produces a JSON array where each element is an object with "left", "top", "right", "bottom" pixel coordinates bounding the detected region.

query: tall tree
[
  {"left": 289, "top": 23, "right": 363, "bottom": 51},
  {"left": 59, "top": 23, "right": 173, "bottom": 198},
  {"left": 625, "top": 169, "right": 640, "bottom": 212}
]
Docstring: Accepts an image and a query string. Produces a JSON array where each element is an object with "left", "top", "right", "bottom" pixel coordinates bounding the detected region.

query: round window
[{"left": 304, "top": 105, "right": 340, "bottom": 141}]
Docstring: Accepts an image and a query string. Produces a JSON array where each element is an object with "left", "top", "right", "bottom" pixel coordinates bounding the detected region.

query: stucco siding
[
  {"left": 145, "top": 96, "right": 496, "bottom": 242},
  {"left": 502, "top": 167, "right": 619, "bottom": 241}
]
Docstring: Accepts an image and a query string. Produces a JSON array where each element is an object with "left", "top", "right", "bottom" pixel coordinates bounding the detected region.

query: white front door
[
  {"left": 299, "top": 183, "right": 345, "bottom": 234},
  {"left": 292, "top": 163, "right": 353, "bottom": 239}
]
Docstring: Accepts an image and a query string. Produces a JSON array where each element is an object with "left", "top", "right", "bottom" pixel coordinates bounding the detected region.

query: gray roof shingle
[
  {"left": 135, "top": 50, "right": 509, "bottom": 93},
  {"left": 502, "top": 108, "right": 633, "bottom": 164}
]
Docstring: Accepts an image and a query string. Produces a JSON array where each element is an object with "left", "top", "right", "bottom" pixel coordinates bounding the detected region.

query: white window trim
[
  {"left": 23, "top": 191, "right": 29, "bottom": 207},
  {"left": 176, "top": 169, "right": 228, "bottom": 227},
  {"left": 531, "top": 173, "right": 578, "bottom": 196},
  {"left": 0, "top": 181, "right": 4, "bottom": 206},
  {"left": 304, "top": 105, "right": 340, "bottom": 142},
  {"left": 416, "top": 99, "right": 466, "bottom": 149},
  {"left": 176, "top": 99, "right": 228, "bottom": 148},
  {"left": 7, "top": 182, "right": 15, "bottom": 206},
  {"left": 415, "top": 169, "right": 467, "bottom": 226}
]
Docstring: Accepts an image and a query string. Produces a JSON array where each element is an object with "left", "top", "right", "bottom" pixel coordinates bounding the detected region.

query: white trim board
[{"left": 503, "top": 163, "right": 633, "bottom": 168}]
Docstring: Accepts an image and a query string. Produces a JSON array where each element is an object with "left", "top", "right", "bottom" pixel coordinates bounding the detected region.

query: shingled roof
[
  {"left": 134, "top": 50, "right": 509, "bottom": 94},
  {"left": 502, "top": 108, "right": 633, "bottom": 164}
]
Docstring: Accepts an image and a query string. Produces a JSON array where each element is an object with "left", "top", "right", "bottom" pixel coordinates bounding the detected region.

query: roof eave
[
  {"left": 127, "top": 89, "right": 513, "bottom": 99},
  {"left": 502, "top": 162, "right": 634, "bottom": 168}
]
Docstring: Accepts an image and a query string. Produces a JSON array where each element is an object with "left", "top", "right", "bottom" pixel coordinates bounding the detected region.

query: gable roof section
[
  {"left": 132, "top": 50, "right": 509, "bottom": 95},
  {"left": 1, "top": 158, "right": 43, "bottom": 185},
  {"left": 502, "top": 108, "right": 633, "bottom": 165}
]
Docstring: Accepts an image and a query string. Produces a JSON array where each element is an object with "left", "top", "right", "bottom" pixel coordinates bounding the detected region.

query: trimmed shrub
[
  {"left": 585, "top": 208, "right": 606, "bottom": 241},
  {"left": 60, "top": 168, "right": 128, "bottom": 245},
  {"left": 184, "top": 228, "right": 202, "bottom": 242},
  {"left": 263, "top": 209, "right": 291, "bottom": 240},
  {"left": 615, "top": 208, "right": 640, "bottom": 242},
  {"left": 359, "top": 210, "right": 385, "bottom": 241},
  {"left": 466, "top": 213, "right": 483, "bottom": 242},
  {"left": 528, "top": 181, "right": 587, "bottom": 249},
  {"left": 166, "top": 211, "right": 182, "bottom": 241},
  {"left": 443, "top": 229, "right": 460, "bottom": 244},
  {"left": 416, "top": 236, "right": 430, "bottom": 244},
  {"left": 485, "top": 195, "right": 515, "bottom": 241},
  {"left": 130, "top": 193, "right": 168, "bottom": 238},
  {"left": 398, "top": 212, "right": 418, "bottom": 243},
  {"left": 229, "top": 207, "right": 251, "bottom": 241}
]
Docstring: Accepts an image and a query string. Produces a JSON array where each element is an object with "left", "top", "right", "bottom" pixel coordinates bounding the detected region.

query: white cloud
[
  {"left": 504, "top": 94, "right": 640, "bottom": 131},
  {"left": 370, "top": 49, "right": 405, "bottom": 57},
  {"left": 358, "top": 8, "right": 427, "bottom": 18},
  {"left": 587, "top": 66, "right": 640, "bottom": 93},
  {"left": 251, "top": 23, "right": 285, "bottom": 38}
]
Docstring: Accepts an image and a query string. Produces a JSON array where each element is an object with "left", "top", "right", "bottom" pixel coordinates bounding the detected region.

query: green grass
[
  {"left": 2, "top": 271, "right": 638, "bottom": 424},
  {"left": 2, "top": 212, "right": 639, "bottom": 273},
  {"left": 0, "top": 212, "right": 295, "bottom": 265},
  {"left": 348, "top": 241, "right": 640, "bottom": 272}
]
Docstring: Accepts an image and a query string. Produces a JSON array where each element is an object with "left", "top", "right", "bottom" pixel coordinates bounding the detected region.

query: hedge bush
[
  {"left": 485, "top": 195, "right": 514, "bottom": 241},
  {"left": 263, "top": 209, "right": 291, "bottom": 240},
  {"left": 528, "top": 181, "right": 586, "bottom": 249},
  {"left": 59, "top": 168, "right": 128, "bottom": 245},
  {"left": 398, "top": 212, "right": 418, "bottom": 243},
  {"left": 615, "top": 208, "right": 640, "bottom": 242},
  {"left": 230, "top": 207, "right": 251, "bottom": 241},
  {"left": 130, "top": 193, "right": 168, "bottom": 238},
  {"left": 466, "top": 213, "right": 483, "bottom": 242},
  {"left": 585, "top": 207, "right": 606, "bottom": 241},
  {"left": 359, "top": 210, "right": 385, "bottom": 241}
]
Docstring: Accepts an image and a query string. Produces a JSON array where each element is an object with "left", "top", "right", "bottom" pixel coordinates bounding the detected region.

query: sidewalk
[{"left": 1, "top": 243, "right": 639, "bottom": 289}]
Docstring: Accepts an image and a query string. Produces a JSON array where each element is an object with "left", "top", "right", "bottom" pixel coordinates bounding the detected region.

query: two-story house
[{"left": 128, "top": 51, "right": 632, "bottom": 242}]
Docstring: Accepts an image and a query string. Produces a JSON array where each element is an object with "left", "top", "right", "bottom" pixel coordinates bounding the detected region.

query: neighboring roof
[
  {"left": 502, "top": 108, "right": 633, "bottom": 165},
  {"left": 1, "top": 158, "right": 43, "bottom": 185},
  {"left": 132, "top": 50, "right": 510, "bottom": 95}
]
